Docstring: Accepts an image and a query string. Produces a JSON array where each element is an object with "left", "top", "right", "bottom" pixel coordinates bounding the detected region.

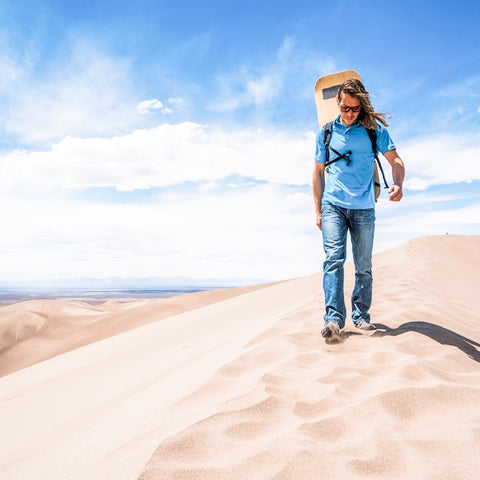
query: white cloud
[
  {"left": 373, "top": 187, "right": 480, "bottom": 254},
  {"left": 137, "top": 99, "right": 174, "bottom": 115},
  {"left": 0, "top": 182, "right": 321, "bottom": 282},
  {"left": 4, "top": 121, "right": 480, "bottom": 196},
  {"left": 0, "top": 122, "right": 315, "bottom": 191},
  {"left": 403, "top": 177, "right": 430, "bottom": 191},
  {"left": 137, "top": 99, "right": 164, "bottom": 114},
  {"left": 375, "top": 200, "right": 480, "bottom": 252},
  {"left": 1, "top": 119, "right": 479, "bottom": 283},
  {"left": 399, "top": 132, "right": 480, "bottom": 189},
  {"left": 0, "top": 122, "right": 320, "bottom": 281}
]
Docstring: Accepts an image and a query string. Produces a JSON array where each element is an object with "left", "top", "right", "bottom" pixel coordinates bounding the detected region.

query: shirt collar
[{"left": 334, "top": 115, "right": 362, "bottom": 129}]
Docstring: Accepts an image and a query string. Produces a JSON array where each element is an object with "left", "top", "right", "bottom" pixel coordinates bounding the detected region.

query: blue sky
[{"left": 0, "top": 0, "right": 479, "bottom": 284}]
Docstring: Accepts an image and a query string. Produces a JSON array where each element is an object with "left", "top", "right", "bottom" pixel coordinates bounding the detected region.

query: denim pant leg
[
  {"left": 321, "top": 203, "right": 348, "bottom": 328},
  {"left": 350, "top": 208, "right": 375, "bottom": 324}
]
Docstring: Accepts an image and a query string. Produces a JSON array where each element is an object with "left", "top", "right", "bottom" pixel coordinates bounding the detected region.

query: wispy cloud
[
  {"left": 167, "top": 97, "right": 184, "bottom": 105},
  {"left": 401, "top": 132, "right": 480, "bottom": 190},
  {"left": 208, "top": 36, "right": 335, "bottom": 117},
  {"left": 210, "top": 70, "right": 282, "bottom": 112},
  {"left": 1, "top": 40, "right": 142, "bottom": 144},
  {"left": 376, "top": 200, "right": 480, "bottom": 250}
]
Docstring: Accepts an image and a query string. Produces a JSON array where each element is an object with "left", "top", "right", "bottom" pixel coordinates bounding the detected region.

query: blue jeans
[{"left": 321, "top": 203, "right": 375, "bottom": 328}]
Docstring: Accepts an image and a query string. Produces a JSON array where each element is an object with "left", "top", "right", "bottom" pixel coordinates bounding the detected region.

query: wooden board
[{"left": 314, "top": 70, "right": 361, "bottom": 127}]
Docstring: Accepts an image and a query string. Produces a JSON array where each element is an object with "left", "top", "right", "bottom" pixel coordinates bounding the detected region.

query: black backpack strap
[
  {"left": 366, "top": 128, "right": 378, "bottom": 156},
  {"left": 326, "top": 147, "right": 352, "bottom": 167},
  {"left": 323, "top": 121, "right": 352, "bottom": 167},
  {"left": 323, "top": 121, "right": 333, "bottom": 165},
  {"left": 366, "top": 128, "right": 389, "bottom": 189}
]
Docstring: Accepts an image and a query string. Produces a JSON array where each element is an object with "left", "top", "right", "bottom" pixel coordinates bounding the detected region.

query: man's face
[{"left": 338, "top": 93, "right": 361, "bottom": 126}]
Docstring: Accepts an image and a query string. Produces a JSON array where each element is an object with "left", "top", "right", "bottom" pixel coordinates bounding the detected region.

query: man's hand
[
  {"left": 388, "top": 184, "right": 403, "bottom": 202},
  {"left": 316, "top": 212, "right": 322, "bottom": 230},
  {"left": 384, "top": 150, "right": 405, "bottom": 202}
]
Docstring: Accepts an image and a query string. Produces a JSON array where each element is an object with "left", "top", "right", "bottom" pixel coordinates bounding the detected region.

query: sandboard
[
  {"left": 314, "top": 69, "right": 361, "bottom": 127},
  {"left": 314, "top": 69, "right": 383, "bottom": 200}
]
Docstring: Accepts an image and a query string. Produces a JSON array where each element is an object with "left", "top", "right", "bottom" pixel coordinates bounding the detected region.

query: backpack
[{"left": 323, "top": 121, "right": 389, "bottom": 202}]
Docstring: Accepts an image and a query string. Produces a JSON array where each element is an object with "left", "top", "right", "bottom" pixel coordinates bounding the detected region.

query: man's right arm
[{"left": 312, "top": 162, "right": 325, "bottom": 230}]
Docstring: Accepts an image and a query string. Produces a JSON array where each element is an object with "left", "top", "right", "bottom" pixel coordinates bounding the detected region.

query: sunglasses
[{"left": 339, "top": 104, "right": 361, "bottom": 113}]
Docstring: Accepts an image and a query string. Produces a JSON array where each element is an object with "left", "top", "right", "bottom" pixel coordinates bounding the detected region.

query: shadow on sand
[{"left": 370, "top": 321, "right": 480, "bottom": 363}]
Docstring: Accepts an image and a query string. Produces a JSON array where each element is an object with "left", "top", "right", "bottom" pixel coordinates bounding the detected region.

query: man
[{"left": 312, "top": 78, "right": 405, "bottom": 343}]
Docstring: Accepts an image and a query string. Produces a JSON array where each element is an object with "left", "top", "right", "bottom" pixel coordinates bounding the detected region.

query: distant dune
[
  {"left": 0, "top": 235, "right": 479, "bottom": 480},
  {"left": 0, "top": 283, "right": 278, "bottom": 377}
]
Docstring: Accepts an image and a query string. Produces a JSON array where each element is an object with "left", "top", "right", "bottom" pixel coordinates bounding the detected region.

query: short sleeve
[{"left": 376, "top": 124, "right": 396, "bottom": 154}]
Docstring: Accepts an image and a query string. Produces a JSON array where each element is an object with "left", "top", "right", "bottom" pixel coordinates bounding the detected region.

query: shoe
[
  {"left": 354, "top": 320, "right": 376, "bottom": 331},
  {"left": 321, "top": 322, "right": 342, "bottom": 343}
]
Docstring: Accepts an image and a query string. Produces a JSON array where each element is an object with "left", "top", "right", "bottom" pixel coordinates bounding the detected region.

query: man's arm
[
  {"left": 383, "top": 149, "right": 405, "bottom": 202},
  {"left": 312, "top": 162, "right": 325, "bottom": 229}
]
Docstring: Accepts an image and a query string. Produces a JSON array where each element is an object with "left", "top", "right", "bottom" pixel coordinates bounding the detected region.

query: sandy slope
[
  {"left": 0, "top": 235, "right": 479, "bottom": 480},
  {"left": 0, "top": 283, "right": 278, "bottom": 377}
]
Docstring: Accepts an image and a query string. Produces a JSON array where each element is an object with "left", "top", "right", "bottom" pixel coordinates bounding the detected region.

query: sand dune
[
  {"left": 0, "top": 283, "right": 278, "bottom": 377},
  {"left": 0, "top": 235, "right": 479, "bottom": 480}
]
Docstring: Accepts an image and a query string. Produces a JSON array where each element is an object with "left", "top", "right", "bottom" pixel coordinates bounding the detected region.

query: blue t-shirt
[{"left": 315, "top": 116, "right": 396, "bottom": 209}]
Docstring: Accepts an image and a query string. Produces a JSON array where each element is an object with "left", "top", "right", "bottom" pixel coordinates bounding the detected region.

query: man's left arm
[{"left": 383, "top": 149, "right": 405, "bottom": 202}]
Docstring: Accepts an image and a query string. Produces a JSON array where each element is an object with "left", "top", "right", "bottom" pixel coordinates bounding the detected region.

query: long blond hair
[{"left": 337, "top": 78, "right": 390, "bottom": 130}]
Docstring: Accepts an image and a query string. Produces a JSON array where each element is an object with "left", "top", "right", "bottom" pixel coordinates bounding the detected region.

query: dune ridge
[
  {"left": 0, "top": 235, "right": 479, "bottom": 480},
  {"left": 0, "top": 282, "right": 279, "bottom": 377}
]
